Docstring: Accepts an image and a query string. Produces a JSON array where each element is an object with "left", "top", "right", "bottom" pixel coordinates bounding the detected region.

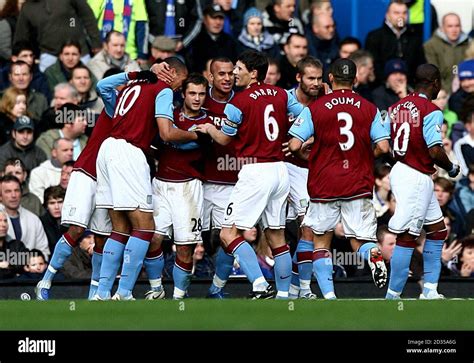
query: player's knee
[
  {"left": 176, "top": 244, "right": 193, "bottom": 263},
  {"left": 301, "top": 226, "right": 313, "bottom": 241},
  {"left": 94, "top": 234, "right": 107, "bottom": 249},
  {"left": 149, "top": 233, "right": 164, "bottom": 250}
]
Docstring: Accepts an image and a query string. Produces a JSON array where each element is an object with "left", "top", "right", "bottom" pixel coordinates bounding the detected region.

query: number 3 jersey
[
  {"left": 289, "top": 89, "right": 390, "bottom": 202},
  {"left": 388, "top": 93, "right": 443, "bottom": 175},
  {"left": 110, "top": 79, "right": 173, "bottom": 153},
  {"left": 222, "top": 82, "right": 304, "bottom": 163}
]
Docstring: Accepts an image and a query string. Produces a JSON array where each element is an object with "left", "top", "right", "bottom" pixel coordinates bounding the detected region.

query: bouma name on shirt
[{"left": 18, "top": 337, "right": 56, "bottom": 357}]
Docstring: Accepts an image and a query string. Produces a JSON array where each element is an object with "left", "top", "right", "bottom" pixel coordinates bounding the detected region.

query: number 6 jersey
[
  {"left": 289, "top": 89, "right": 390, "bottom": 202},
  {"left": 223, "top": 82, "right": 304, "bottom": 163},
  {"left": 388, "top": 93, "right": 444, "bottom": 175}
]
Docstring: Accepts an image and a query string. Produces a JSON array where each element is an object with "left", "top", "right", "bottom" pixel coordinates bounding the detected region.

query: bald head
[
  {"left": 312, "top": 13, "right": 335, "bottom": 40},
  {"left": 414, "top": 64, "right": 441, "bottom": 99},
  {"left": 442, "top": 13, "right": 462, "bottom": 43}
]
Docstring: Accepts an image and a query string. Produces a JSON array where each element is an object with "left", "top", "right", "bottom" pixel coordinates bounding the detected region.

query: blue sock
[
  {"left": 357, "top": 242, "right": 377, "bottom": 261},
  {"left": 209, "top": 247, "right": 234, "bottom": 294},
  {"left": 144, "top": 253, "right": 165, "bottom": 291},
  {"left": 313, "top": 249, "right": 336, "bottom": 299},
  {"left": 272, "top": 245, "right": 292, "bottom": 299},
  {"left": 42, "top": 234, "right": 74, "bottom": 283},
  {"left": 232, "top": 240, "right": 266, "bottom": 287},
  {"left": 97, "top": 235, "right": 127, "bottom": 299},
  {"left": 116, "top": 234, "right": 151, "bottom": 297},
  {"left": 88, "top": 251, "right": 102, "bottom": 299},
  {"left": 422, "top": 239, "right": 444, "bottom": 295},
  {"left": 173, "top": 259, "right": 193, "bottom": 299},
  {"left": 386, "top": 245, "right": 414, "bottom": 298},
  {"left": 296, "top": 239, "right": 314, "bottom": 293}
]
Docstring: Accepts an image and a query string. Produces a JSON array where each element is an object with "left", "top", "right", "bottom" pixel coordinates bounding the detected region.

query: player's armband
[{"left": 222, "top": 104, "right": 242, "bottom": 136}]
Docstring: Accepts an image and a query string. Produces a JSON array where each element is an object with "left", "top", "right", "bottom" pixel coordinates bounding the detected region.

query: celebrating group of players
[{"left": 34, "top": 48, "right": 460, "bottom": 301}]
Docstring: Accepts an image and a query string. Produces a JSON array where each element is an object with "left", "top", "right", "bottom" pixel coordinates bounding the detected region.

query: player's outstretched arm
[
  {"left": 428, "top": 145, "right": 460, "bottom": 177},
  {"left": 195, "top": 124, "right": 232, "bottom": 146},
  {"left": 157, "top": 117, "right": 198, "bottom": 143}
]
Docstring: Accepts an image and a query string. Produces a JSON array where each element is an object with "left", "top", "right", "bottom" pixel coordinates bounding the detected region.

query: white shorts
[
  {"left": 202, "top": 183, "right": 233, "bottom": 231},
  {"left": 222, "top": 162, "right": 290, "bottom": 230},
  {"left": 96, "top": 137, "right": 153, "bottom": 212},
  {"left": 303, "top": 198, "right": 377, "bottom": 241},
  {"left": 285, "top": 162, "right": 309, "bottom": 220},
  {"left": 388, "top": 162, "right": 443, "bottom": 236},
  {"left": 152, "top": 178, "right": 203, "bottom": 244},
  {"left": 61, "top": 171, "right": 112, "bottom": 235}
]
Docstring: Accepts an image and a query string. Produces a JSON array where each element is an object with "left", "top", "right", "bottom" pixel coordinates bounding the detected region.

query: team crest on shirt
[
  {"left": 69, "top": 208, "right": 76, "bottom": 216},
  {"left": 435, "top": 124, "right": 441, "bottom": 133},
  {"left": 293, "top": 116, "right": 304, "bottom": 127},
  {"left": 147, "top": 195, "right": 152, "bottom": 205}
]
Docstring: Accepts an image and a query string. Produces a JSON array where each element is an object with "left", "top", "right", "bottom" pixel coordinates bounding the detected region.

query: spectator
[
  {"left": 338, "top": 36, "right": 361, "bottom": 59},
  {"left": 449, "top": 59, "right": 474, "bottom": 117},
  {"left": 13, "top": 0, "right": 102, "bottom": 72},
  {"left": 264, "top": 57, "right": 281, "bottom": 85},
  {"left": 237, "top": 7, "right": 280, "bottom": 59},
  {"left": 191, "top": 243, "right": 215, "bottom": 278},
  {"left": 1, "top": 175, "right": 49, "bottom": 258},
  {"left": 0, "top": 41, "right": 51, "bottom": 101},
  {"left": 433, "top": 120, "right": 460, "bottom": 182},
  {"left": 454, "top": 100, "right": 474, "bottom": 176},
  {"left": 365, "top": 0, "right": 425, "bottom": 85},
  {"left": 277, "top": 33, "right": 308, "bottom": 89},
  {"left": 3, "top": 158, "right": 43, "bottom": 216},
  {"left": 62, "top": 230, "right": 94, "bottom": 279},
  {"left": 40, "top": 186, "right": 65, "bottom": 255},
  {"left": 423, "top": 13, "right": 469, "bottom": 93},
  {"left": 7, "top": 61, "right": 48, "bottom": 121},
  {"left": 0, "top": 116, "right": 47, "bottom": 174},
  {"left": 376, "top": 225, "right": 396, "bottom": 262},
  {"left": 453, "top": 166, "right": 474, "bottom": 215},
  {"left": 0, "top": 87, "right": 28, "bottom": 145},
  {"left": 149, "top": 36, "right": 177, "bottom": 66},
  {"left": 69, "top": 65, "right": 104, "bottom": 118},
  {"left": 306, "top": 13, "right": 338, "bottom": 71},
  {"left": 185, "top": 4, "right": 238, "bottom": 73},
  {"left": 39, "top": 82, "right": 80, "bottom": 134},
  {"left": 88, "top": 0, "right": 148, "bottom": 64},
  {"left": 29, "top": 137, "right": 73, "bottom": 203},
  {"left": 19, "top": 249, "right": 48, "bottom": 279},
  {"left": 432, "top": 89, "right": 458, "bottom": 136},
  {"left": 373, "top": 163, "right": 391, "bottom": 218},
  {"left": 59, "top": 160, "right": 74, "bottom": 190},
  {"left": 0, "top": 207, "right": 28, "bottom": 279},
  {"left": 88, "top": 30, "right": 141, "bottom": 81},
  {"left": 262, "top": 0, "right": 304, "bottom": 46},
  {"left": 377, "top": 190, "right": 396, "bottom": 226},
  {"left": 434, "top": 177, "right": 466, "bottom": 238},
  {"left": 349, "top": 50, "right": 376, "bottom": 102},
  {"left": 372, "top": 58, "right": 411, "bottom": 112},
  {"left": 210, "top": 0, "right": 255, "bottom": 39},
  {"left": 443, "top": 235, "right": 474, "bottom": 277},
  {"left": 36, "top": 102, "right": 88, "bottom": 160},
  {"left": 0, "top": 0, "right": 22, "bottom": 63},
  {"left": 301, "top": 0, "right": 333, "bottom": 26},
  {"left": 144, "top": 0, "right": 201, "bottom": 52},
  {"left": 44, "top": 40, "right": 97, "bottom": 96}
]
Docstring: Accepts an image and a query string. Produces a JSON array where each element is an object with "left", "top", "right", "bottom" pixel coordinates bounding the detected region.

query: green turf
[{"left": 0, "top": 299, "right": 473, "bottom": 330}]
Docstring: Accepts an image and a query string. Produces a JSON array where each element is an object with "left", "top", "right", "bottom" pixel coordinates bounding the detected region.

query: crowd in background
[{"left": 0, "top": 0, "right": 473, "bottom": 284}]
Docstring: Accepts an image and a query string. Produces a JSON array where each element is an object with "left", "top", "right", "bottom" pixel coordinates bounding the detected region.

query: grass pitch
[{"left": 0, "top": 299, "right": 472, "bottom": 330}]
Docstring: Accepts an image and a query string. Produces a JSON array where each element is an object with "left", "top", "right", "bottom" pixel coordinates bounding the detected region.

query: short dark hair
[
  {"left": 374, "top": 163, "right": 391, "bottom": 179},
  {"left": 286, "top": 33, "right": 306, "bottom": 46},
  {"left": 460, "top": 94, "right": 474, "bottom": 124},
  {"left": 62, "top": 160, "right": 75, "bottom": 168},
  {"left": 71, "top": 64, "right": 91, "bottom": 78},
  {"left": 60, "top": 40, "right": 81, "bottom": 55},
  {"left": 28, "top": 249, "right": 46, "bottom": 262},
  {"left": 104, "top": 30, "right": 124, "bottom": 44},
  {"left": 414, "top": 64, "right": 441, "bottom": 89},
  {"left": 237, "top": 50, "right": 268, "bottom": 82},
  {"left": 210, "top": 57, "right": 233, "bottom": 74},
  {"left": 0, "top": 174, "right": 22, "bottom": 190},
  {"left": 161, "top": 56, "right": 187, "bottom": 75},
  {"left": 329, "top": 58, "right": 357, "bottom": 85},
  {"left": 12, "top": 41, "right": 35, "bottom": 57},
  {"left": 103, "top": 67, "right": 122, "bottom": 78},
  {"left": 349, "top": 50, "right": 374, "bottom": 66},
  {"left": 43, "top": 186, "right": 65, "bottom": 207},
  {"left": 182, "top": 73, "right": 209, "bottom": 93},
  {"left": 267, "top": 57, "right": 280, "bottom": 71},
  {"left": 3, "top": 158, "right": 27, "bottom": 173},
  {"left": 339, "top": 37, "right": 362, "bottom": 49},
  {"left": 296, "top": 56, "right": 323, "bottom": 75}
]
